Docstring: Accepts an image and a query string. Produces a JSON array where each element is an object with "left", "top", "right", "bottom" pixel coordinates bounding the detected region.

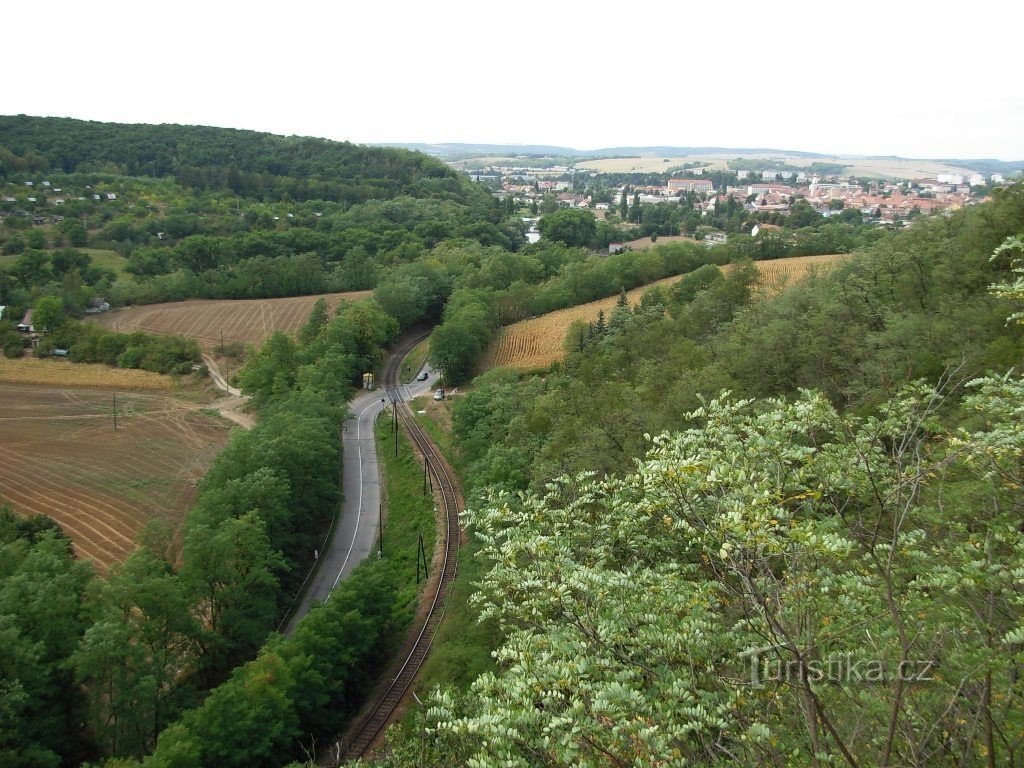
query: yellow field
[
  {"left": 752, "top": 253, "right": 851, "bottom": 297},
  {"left": 480, "top": 254, "right": 849, "bottom": 372},
  {"left": 575, "top": 153, "right": 974, "bottom": 180},
  {"left": 0, "top": 358, "right": 173, "bottom": 389},
  {"left": 91, "top": 291, "right": 372, "bottom": 349}
]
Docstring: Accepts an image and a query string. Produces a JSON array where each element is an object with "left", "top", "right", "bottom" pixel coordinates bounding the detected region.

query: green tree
[
  {"left": 74, "top": 549, "right": 199, "bottom": 758},
  {"left": 237, "top": 332, "right": 298, "bottom": 408},
  {"left": 181, "top": 512, "right": 284, "bottom": 686},
  {"left": 297, "top": 297, "right": 329, "bottom": 345},
  {"left": 425, "top": 382, "right": 1024, "bottom": 766},
  {"left": 32, "top": 295, "right": 64, "bottom": 331},
  {"left": 536, "top": 209, "right": 597, "bottom": 248}
]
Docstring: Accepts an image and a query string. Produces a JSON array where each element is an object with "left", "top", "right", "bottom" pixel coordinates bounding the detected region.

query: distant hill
[
  {"left": 378, "top": 142, "right": 1024, "bottom": 174},
  {"left": 377, "top": 142, "right": 832, "bottom": 160},
  {"left": 0, "top": 115, "right": 484, "bottom": 206}
]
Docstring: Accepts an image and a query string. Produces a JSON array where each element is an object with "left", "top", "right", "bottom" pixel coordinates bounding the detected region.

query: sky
[{"left": 4, "top": 0, "right": 1022, "bottom": 160}]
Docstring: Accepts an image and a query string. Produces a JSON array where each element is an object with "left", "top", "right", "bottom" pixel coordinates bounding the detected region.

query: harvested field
[
  {"left": 753, "top": 253, "right": 850, "bottom": 297},
  {"left": 481, "top": 254, "right": 849, "bottom": 372},
  {"left": 480, "top": 273, "right": 690, "bottom": 372},
  {"left": 91, "top": 291, "right": 372, "bottom": 349},
  {"left": 0, "top": 358, "right": 173, "bottom": 389},
  {"left": 0, "top": 383, "right": 231, "bottom": 572}
]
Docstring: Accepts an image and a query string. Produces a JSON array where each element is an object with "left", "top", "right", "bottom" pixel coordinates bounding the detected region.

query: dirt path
[{"left": 201, "top": 354, "right": 253, "bottom": 429}]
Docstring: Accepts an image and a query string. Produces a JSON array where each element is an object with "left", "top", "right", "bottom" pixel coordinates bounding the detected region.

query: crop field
[
  {"left": 0, "top": 357, "right": 173, "bottom": 389},
  {"left": 91, "top": 291, "right": 372, "bottom": 349},
  {"left": 481, "top": 254, "right": 849, "bottom": 372},
  {"left": 575, "top": 153, "right": 974, "bottom": 180},
  {"left": 0, "top": 383, "right": 231, "bottom": 571},
  {"left": 752, "top": 253, "right": 850, "bottom": 296}
]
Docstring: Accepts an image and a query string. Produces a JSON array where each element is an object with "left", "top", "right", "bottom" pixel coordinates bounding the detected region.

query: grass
[
  {"left": 406, "top": 401, "right": 501, "bottom": 693},
  {"left": 414, "top": 528, "right": 500, "bottom": 691},
  {"left": 82, "top": 248, "right": 130, "bottom": 280},
  {"left": 400, "top": 335, "right": 431, "bottom": 382},
  {"left": 375, "top": 413, "right": 439, "bottom": 624}
]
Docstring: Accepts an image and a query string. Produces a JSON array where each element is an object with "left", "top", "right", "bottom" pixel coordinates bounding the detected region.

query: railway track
[{"left": 339, "top": 334, "right": 461, "bottom": 762}]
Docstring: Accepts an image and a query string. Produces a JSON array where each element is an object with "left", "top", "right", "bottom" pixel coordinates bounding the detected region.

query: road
[{"left": 284, "top": 349, "right": 440, "bottom": 633}]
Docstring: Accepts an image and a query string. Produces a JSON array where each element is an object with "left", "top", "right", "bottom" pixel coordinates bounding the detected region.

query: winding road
[{"left": 284, "top": 339, "right": 441, "bottom": 633}]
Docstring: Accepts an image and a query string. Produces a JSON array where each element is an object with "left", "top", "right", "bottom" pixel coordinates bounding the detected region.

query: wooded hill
[{"left": 0, "top": 115, "right": 478, "bottom": 205}]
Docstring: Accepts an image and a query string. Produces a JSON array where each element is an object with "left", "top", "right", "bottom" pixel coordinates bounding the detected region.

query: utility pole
[
  {"left": 423, "top": 458, "right": 428, "bottom": 495},
  {"left": 379, "top": 503, "right": 383, "bottom": 557},
  {"left": 112, "top": 394, "right": 118, "bottom": 431}
]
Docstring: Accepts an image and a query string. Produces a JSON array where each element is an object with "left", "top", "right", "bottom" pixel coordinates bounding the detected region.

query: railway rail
[{"left": 339, "top": 334, "right": 461, "bottom": 761}]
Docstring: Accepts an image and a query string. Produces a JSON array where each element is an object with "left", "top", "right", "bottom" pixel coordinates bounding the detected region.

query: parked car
[
  {"left": 417, "top": 370, "right": 429, "bottom": 381},
  {"left": 433, "top": 388, "right": 444, "bottom": 401}
]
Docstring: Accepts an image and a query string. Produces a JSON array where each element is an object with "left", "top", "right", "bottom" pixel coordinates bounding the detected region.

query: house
[
  {"left": 105, "top": 193, "right": 117, "bottom": 201},
  {"left": 17, "top": 310, "right": 34, "bottom": 333}
]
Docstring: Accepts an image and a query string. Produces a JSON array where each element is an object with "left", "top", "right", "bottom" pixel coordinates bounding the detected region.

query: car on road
[
  {"left": 433, "top": 388, "right": 444, "bottom": 400},
  {"left": 417, "top": 370, "right": 429, "bottom": 381}
]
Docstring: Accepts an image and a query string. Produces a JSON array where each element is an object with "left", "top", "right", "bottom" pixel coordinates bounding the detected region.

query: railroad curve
[{"left": 337, "top": 333, "right": 462, "bottom": 762}]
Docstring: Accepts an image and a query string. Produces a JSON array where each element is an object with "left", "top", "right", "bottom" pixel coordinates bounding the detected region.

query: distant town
[{"left": 461, "top": 161, "right": 1006, "bottom": 229}]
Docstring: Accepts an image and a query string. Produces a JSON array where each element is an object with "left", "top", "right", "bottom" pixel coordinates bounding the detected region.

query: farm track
[{"left": 338, "top": 334, "right": 461, "bottom": 762}]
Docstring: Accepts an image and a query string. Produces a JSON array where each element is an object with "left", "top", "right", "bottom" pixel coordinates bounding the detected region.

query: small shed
[{"left": 16, "top": 309, "right": 34, "bottom": 333}]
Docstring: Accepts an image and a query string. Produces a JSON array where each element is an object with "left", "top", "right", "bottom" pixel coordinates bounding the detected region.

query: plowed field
[
  {"left": 0, "top": 384, "right": 231, "bottom": 572},
  {"left": 92, "top": 291, "right": 372, "bottom": 349}
]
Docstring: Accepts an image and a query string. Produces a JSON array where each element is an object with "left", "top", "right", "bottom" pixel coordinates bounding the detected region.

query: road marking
[{"left": 330, "top": 397, "right": 383, "bottom": 595}]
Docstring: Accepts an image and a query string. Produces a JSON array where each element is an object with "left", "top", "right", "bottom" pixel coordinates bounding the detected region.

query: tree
[
  {"left": 74, "top": 549, "right": 199, "bottom": 758},
  {"left": 424, "top": 382, "right": 1024, "bottom": 766},
  {"left": 237, "top": 332, "right": 298, "bottom": 407},
  {"left": 181, "top": 512, "right": 284, "bottom": 686},
  {"left": 536, "top": 209, "right": 597, "bottom": 248},
  {"left": 297, "top": 297, "right": 329, "bottom": 345},
  {"left": 32, "top": 295, "right": 64, "bottom": 331},
  {"left": 60, "top": 220, "right": 88, "bottom": 248},
  {"left": 990, "top": 234, "right": 1024, "bottom": 323}
]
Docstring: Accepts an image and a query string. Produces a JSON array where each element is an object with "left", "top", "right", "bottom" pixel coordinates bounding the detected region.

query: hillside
[
  {"left": 481, "top": 254, "right": 849, "bottom": 372},
  {"left": 0, "top": 115, "right": 489, "bottom": 206}
]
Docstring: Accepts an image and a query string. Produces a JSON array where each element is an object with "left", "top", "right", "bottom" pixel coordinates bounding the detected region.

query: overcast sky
[{"left": 4, "top": 0, "right": 1021, "bottom": 160}]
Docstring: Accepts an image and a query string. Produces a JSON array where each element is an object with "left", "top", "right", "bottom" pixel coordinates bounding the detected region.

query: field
[
  {"left": 0, "top": 383, "right": 231, "bottom": 572},
  {"left": 91, "top": 291, "right": 372, "bottom": 349},
  {"left": 0, "top": 357, "right": 173, "bottom": 389},
  {"left": 575, "top": 153, "right": 976, "bottom": 180},
  {"left": 480, "top": 255, "right": 849, "bottom": 372}
]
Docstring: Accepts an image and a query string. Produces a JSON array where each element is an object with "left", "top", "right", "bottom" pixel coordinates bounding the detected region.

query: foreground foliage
[{"left": 392, "top": 378, "right": 1024, "bottom": 766}]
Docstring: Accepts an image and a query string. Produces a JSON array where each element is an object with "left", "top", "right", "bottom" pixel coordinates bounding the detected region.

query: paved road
[{"left": 284, "top": 356, "right": 441, "bottom": 633}]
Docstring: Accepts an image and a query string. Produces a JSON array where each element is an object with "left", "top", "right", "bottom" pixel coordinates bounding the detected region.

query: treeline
[
  {"left": 0, "top": 116, "right": 476, "bottom": 206},
  {"left": 40, "top": 323, "right": 200, "bottom": 373}
]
